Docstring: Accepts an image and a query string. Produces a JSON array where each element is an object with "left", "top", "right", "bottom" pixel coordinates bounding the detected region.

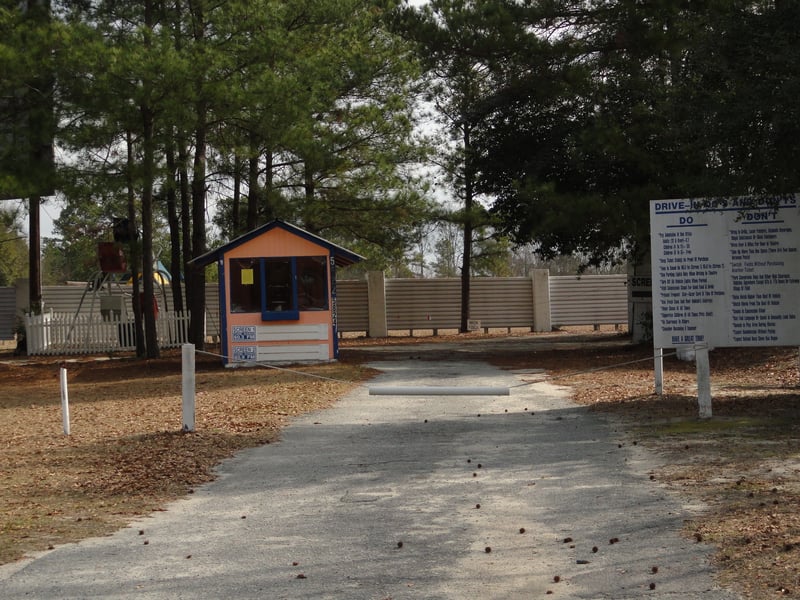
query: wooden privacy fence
[{"left": 24, "top": 310, "right": 191, "bottom": 356}]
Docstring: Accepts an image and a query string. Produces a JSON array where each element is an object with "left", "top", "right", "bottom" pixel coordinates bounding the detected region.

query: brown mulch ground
[
  {"left": 0, "top": 350, "right": 374, "bottom": 566},
  {"left": 1, "top": 330, "right": 799, "bottom": 599}
]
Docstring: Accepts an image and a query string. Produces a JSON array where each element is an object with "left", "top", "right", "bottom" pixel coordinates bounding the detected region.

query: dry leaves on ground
[{"left": 0, "top": 350, "right": 374, "bottom": 565}]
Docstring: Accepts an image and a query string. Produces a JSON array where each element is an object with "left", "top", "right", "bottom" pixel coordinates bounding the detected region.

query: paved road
[{"left": 0, "top": 355, "right": 738, "bottom": 599}]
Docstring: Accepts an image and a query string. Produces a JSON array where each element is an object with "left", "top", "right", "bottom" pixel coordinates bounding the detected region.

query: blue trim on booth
[
  {"left": 191, "top": 221, "right": 363, "bottom": 365},
  {"left": 258, "top": 259, "right": 268, "bottom": 319},
  {"left": 330, "top": 257, "right": 339, "bottom": 358},
  {"left": 259, "top": 257, "right": 300, "bottom": 321}
]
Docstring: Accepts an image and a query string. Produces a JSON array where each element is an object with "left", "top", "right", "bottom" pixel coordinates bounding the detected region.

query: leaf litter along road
[
  {"left": 0, "top": 350, "right": 373, "bottom": 566},
  {"left": 1, "top": 328, "right": 799, "bottom": 599}
]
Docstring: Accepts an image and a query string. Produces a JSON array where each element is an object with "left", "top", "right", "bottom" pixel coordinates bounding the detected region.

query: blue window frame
[{"left": 261, "top": 258, "right": 299, "bottom": 321}]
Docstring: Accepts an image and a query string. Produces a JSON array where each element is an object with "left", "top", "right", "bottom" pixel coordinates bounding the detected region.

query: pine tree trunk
[
  {"left": 460, "top": 125, "right": 473, "bottom": 333},
  {"left": 165, "top": 138, "right": 184, "bottom": 313}
]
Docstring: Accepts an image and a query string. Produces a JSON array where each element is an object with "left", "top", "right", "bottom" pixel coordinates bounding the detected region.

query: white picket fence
[{"left": 24, "top": 310, "right": 192, "bottom": 355}]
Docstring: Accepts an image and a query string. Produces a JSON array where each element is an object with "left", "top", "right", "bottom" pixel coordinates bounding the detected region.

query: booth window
[
  {"left": 229, "top": 258, "right": 262, "bottom": 313},
  {"left": 297, "top": 256, "right": 328, "bottom": 310},
  {"left": 229, "top": 256, "right": 328, "bottom": 320},
  {"left": 263, "top": 258, "right": 297, "bottom": 320}
]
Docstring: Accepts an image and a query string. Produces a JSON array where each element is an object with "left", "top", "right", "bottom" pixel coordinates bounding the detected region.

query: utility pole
[
  {"left": 28, "top": 195, "right": 41, "bottom": 312},
  {"left": 25, "top": 0, "right": 53, "bottom": 313}
]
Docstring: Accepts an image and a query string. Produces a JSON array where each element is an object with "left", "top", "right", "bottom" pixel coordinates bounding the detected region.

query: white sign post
[
  {"left": 650, "top": 196, "right": 800, "bottom": 416},
  {"left": 182, "top": 343, "right": 196, "bottom": 432},
  {"left": 60, "top": 366, "right": 70, "bottom": 435}
]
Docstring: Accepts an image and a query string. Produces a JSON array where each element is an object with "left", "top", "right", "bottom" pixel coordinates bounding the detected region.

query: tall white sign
[{"left": 650, "top": 196, "right": 800, "bottom": 348}]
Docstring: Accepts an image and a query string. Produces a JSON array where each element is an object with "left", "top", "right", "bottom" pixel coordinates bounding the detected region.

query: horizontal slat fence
[
  {"left": 0, "top": 287, "right": 15, "bottom": 340},
  {"left": 549, "top": 275, "right": 628, "bottom": 327},
  {"left": 471, "top": 278, "right": 536, "bottom": 328},
  {"left": 336, "top": 279, "right": 369, "bottom": 333},
  {"left": 381, "top": 277, "right": 537, "bottom": 331},
  {"left": 14, "top": 274, "right": 629, "bottom": 353},
  {"left": 386, "top": 278, "right": 462, "bottom": 330}
]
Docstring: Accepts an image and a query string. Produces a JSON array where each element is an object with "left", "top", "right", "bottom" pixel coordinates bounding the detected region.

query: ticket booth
[{"left": 191, "top": 220, "right": 363, "bottom": 365}]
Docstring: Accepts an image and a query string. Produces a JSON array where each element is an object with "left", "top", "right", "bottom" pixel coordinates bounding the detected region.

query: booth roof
[{"left": 189, "top": 220, "right": 365, "bottom": 268}]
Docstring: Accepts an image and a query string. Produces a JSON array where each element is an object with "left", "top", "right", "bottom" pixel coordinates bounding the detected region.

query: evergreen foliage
[
  {"left": 4, "top": 0, "right": 430, "bottom": 354},
  {"left": 3, "top": 0, "right": 799, "bottom": 351},
  {"left": 0, "top": 207, "right": 28, "bottom": 287}
]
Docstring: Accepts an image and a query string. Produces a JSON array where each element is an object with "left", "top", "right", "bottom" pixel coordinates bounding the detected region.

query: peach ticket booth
[{"left": 191, "top": 220, "right": 363, "bottom": 366}]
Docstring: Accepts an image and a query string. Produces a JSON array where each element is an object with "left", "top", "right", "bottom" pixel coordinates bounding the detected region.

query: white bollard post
[
  {"left": 182, "top": 343, "right": 196, "bottom": 432},
  {"left": 653, "top": 347, "right": 664, "bottom": 396},
  {"left": 695, "top": 343, "right": 712, "bottom": 419},
  {"left": 60, "top": 366, "right": 70, "bottom": 435}
]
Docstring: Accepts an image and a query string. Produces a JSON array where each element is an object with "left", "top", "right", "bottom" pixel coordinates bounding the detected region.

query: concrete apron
[{"left": 0, "top": 359, "right": 739, "bottom": 599}]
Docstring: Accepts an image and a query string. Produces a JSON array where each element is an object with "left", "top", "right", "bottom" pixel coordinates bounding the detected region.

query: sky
[{"left": 7, "top": 196, "right": 61, "bottom": 240}]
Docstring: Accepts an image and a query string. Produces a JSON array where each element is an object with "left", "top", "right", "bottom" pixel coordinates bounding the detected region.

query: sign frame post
[{"left": 649, "top": 195, "right": 800, "bottom": 417}]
